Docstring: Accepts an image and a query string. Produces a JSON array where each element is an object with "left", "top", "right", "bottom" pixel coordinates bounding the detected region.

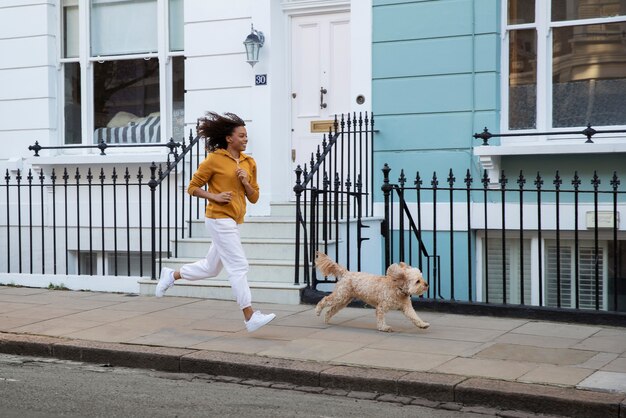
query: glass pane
[
  {"left": 90, "top": 0, "right": 157, "bottom": 56},
  {"left": 64, "top": 63, "right": 82, "bottom": 145},
  {"left": 63, "top": 0, "right": 78, "bottom": 58},
  {"left": 552, "top": 0, "right": 626, "bottom": 21},
  {"left": 509, "top": 29, "right": 537, "bottom": 129},
  {"left": 169, "top": 0, "right": 184, "bottom": 51},
  {"left": 508, "top": 0, "right": 535, "bottom": 24},
  {"left": 171, "top": 56, "right": 185, "bottom": 141},
  {"left": 552, "top": 22, "right": 626, "bottom": 127},
  {"left": 93, "top": 59, "right": 160, "bottom": 143}
]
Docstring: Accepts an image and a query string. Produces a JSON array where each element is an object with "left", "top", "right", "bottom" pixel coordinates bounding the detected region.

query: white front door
[{"left": 290, "top": 12, "right": 351, "bottom": 180}]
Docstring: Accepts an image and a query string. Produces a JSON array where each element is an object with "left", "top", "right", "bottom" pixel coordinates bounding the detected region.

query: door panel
[{"left": 291, "top": 12, "right": 350, "bottom": 180}]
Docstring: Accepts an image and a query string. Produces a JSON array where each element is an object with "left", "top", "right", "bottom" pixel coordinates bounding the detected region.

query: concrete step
[
  {"left": 157, "top": 257, "right": 305, "bottom": 283},
  {"left": 189, "top": 217, "right": 297, "bottom": 239},
  {"left": 269, "top": 201, "right": 297, "bottom": 217},
  {"left": 174, "top": 237, "right": 337, "bottom": 261},
  {"left": 138, "top": 279, "right": 306, "bottom": 305}
]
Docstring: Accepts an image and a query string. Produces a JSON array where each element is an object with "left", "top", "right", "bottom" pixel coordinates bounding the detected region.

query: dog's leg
[
  {"left": 375, "top": 306, "right": 392, "bottom": 332},
  {"left": 324, "top": 298, "right": 350, "bottom": 324},
  {"left": 315, "top": 296, "right": 330, "bottom": 316},
  {"left": 401, "top": 300, "right": 430, "bottom": 329}
]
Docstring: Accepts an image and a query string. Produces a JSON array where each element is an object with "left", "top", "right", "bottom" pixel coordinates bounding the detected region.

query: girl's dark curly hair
[{"left": 197, "top": 111, "right": 246, "bottom": 152}]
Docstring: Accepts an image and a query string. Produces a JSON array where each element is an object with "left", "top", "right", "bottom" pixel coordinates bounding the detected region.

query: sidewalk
[{"left": 0, "top": 285, "right": 625, "bottom": 417}]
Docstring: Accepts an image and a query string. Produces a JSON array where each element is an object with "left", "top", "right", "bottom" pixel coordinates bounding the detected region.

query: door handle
[{"left": 320, "top": 87, "right": 327, "bottom": 109}]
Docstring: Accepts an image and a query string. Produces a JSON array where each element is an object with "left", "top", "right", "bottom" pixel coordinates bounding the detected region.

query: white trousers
[{"left": 179, "top": 218, "right": 252, "bottom": 309}]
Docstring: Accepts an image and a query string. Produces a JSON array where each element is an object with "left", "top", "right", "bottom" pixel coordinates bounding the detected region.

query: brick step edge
[{"left": 0, "top": 332, "right": 624, "bottom": 418}]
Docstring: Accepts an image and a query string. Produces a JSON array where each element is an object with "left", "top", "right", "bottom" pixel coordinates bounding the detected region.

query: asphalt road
[{"left": 0, "top": 354, "right": 487, "bottom": 418}]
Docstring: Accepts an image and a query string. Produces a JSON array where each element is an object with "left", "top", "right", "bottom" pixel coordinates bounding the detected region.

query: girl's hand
[
  {"left": 236, "top": 168, "right": 249, "bottom": 185},
  {"left": 213, "top": 191, "right": 233, "bottom": 204}
]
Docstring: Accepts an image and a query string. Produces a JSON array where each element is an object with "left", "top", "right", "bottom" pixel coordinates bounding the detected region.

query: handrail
[{"left": 293, "top": 112, "right": 376, "bottom": 287}]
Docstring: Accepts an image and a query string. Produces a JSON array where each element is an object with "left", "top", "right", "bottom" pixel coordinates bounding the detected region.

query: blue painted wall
[{"left": 372, "top": 0, "right": 501, "bottom": 201}]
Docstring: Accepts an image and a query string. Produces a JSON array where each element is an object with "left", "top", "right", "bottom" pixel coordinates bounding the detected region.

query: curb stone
[
  {"left": 0, "top": 332, "right": 625, "bottom": 417},
  {"left": 456, "top": 378, "right": 624, "bottom": 418}
]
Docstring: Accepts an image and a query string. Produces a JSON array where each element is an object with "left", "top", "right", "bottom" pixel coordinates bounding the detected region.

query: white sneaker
[
  {"left": 155, "top": 267, "right": 175, "bottom": 297},
  {"left": 245, "top": 311, "right": 276, "bottom": 332}
]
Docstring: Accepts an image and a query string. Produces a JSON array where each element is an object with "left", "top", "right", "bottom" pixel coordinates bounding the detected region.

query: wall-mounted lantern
[{"left": 243, "top": 24, "right": 265, "bottom": 67}]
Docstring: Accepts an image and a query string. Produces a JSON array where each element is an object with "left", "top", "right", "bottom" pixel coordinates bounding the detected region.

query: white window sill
[
  {"left": 27, "top": 151, "right": 174, "bottom": 168},
  {"left": 474, "top": 141, "right": 626, "bottom": 185}
]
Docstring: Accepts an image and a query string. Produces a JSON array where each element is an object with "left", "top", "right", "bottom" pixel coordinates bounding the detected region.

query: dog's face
[{"left": 386, "top": 262, "right": 429, "bottom": 296}]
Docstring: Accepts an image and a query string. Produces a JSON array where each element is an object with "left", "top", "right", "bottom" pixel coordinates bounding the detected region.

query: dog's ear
[{"left": 386, "top": 263, "right": 407, "bottom": 285}]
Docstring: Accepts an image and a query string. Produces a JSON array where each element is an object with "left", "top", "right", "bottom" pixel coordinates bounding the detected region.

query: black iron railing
[
  {"left": 1, "top": 131, "right": 205, "bottom": 280},
  {"left": 474, "top": 124, "right": 626, "bottom": 145},
  {"left": 381, "top": 164, "right": 626, "bottom": 314},
  {"left": 293, "top": 113, "right": 375, "bottom": 287}
]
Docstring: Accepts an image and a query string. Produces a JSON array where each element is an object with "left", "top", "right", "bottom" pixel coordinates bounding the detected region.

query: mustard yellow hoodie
[{"left": 187, "top": 149, "right": 259, "bottom": 224}]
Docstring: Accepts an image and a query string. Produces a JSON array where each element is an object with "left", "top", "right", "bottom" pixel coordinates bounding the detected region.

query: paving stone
[
  {"left": 410, "top": 397, "right": 441, "bottom": 408},
  {"left": 376, "top": 394, "right": 413, "bottom": 404},
  {"left": 294, "top": 385, "right": 325, "bottom": 394},
  {"left": 323, "top": 388, "right": 349, "bottom": 396},
  {"left": 347, "top": 391, "right": 378, "bottom": 400},
  {"left": 213, "top": 375, "right": 243, "bottom": 383},
  {"left": 439, "top": 402, "right": 463, "bottom": 411},
  {"left": 461, "top": 405, "right": 498, "bottom": 415},
  {"left": 240, "top": 379, "right": 272, "bottom": 387},
  {"left": 475, "top": 343, "right": 596, "bottom": 366},
  {"left": 518, "top": 364, "right": 593, "bottom": 386},
  {"left": 456, "top": 378, "right": 623, "bottom": 418},
  {"left": 577, "top": 370, "right": 626, "bottom": 392},
  {"left": 270, "top": 382, "right": 298, "bottom": 390}
]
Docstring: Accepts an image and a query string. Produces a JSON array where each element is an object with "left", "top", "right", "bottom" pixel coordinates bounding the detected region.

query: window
[
  {"left": 545, "top": 240, "right": 607, "bottom": 310},
  {"left": 484, "top": 238, "right": 532, "bottom": 304},
  {"left": 546, "top": 239, "right": 626, "bottom": 311},
  {"left": 59, "top": 0, "right": 184, "bottom": 145},
  {"left": 505, "top": 1, "right": 626, "bottom": 131}
]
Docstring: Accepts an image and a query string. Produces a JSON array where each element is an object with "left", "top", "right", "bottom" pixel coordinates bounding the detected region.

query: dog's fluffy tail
[{"left": 315, "top": 251, "right": 347, "bottom": 279}]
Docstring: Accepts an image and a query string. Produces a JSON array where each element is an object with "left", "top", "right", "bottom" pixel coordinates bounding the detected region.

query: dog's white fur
[{"left": 314, "top": 251, "right": 430, "bottom": 332}]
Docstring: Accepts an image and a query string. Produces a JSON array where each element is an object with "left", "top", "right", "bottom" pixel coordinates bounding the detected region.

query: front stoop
[
  {"left": 138, "top": 279, "right": 306, "bottom": 305},
  {"left": 139, "top": 202, "right": 310, "bottom": 304}
]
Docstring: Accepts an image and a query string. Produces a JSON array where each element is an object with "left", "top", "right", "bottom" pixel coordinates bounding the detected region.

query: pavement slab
[
  {"left": 9, "top": 317, "right": 103, "bottom": 337},
  {"left": 511, "top": 321, "right": 602, "bottom": 339},
  {"left": 573, "top": 334, "right": 626, "bottom": 354},
  {"left": 603, "top": 357, "right": 626, "bottom": 373},
  {"left": 433, "top": 357, "right": 537, "bottom": 380},
  {"left": 257, "top": 337, "right": 365, "bottom": 362},
  {"left": 474, "top": 343, "right": 597, "bottom": 366},
  {"left": 332, "top": 347, "right": 454, "bottom": 372},
  {"left": 428, "top": 313, "right": 529, "bottom": 331},
  {"left": 518, "top": 364, "right": 594, "bottom": 386},
  {"left": 189, "top": 333, "right": 291, "bottom": 354},
  {"left": 578, "top": 370, "right": 626, "bottom": 392},
  {"left": 366, "top": 334, "right": 483, "bottom": 356}
]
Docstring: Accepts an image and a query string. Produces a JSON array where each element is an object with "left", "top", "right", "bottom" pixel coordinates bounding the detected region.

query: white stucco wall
[{"left": 0, "top": 1, "right": 57, "bottom": 167}]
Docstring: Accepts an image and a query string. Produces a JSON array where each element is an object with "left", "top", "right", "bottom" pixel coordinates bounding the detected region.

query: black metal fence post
[
  {"left": 148, "top": 162, "right": 158, "bottom": 280},
  {"left": 382, "top": 163, "right": 392, "bottom": 269}
]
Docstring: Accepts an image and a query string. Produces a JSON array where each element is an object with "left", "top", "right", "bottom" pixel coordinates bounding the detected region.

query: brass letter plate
[{"left": 310, "top": 120, "right": 334, "bottom": 133}]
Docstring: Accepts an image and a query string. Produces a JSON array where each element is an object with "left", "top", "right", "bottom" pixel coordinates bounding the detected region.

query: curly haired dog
[{"left": 314, "top": 251, "right": 430, "bottom": 332}]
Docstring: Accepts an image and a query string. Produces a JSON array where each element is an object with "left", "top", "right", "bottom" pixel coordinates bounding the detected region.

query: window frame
[
  {"left": 58, "top": 0, "right": 183, "bottom": 147},
  {"left": 501, "top": 1, "right": 626, "bottom": 137}
]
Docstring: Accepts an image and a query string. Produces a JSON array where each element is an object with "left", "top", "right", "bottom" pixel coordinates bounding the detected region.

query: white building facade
[{"left": 0, "top": 0, "right": 375, "bottom": 297}]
